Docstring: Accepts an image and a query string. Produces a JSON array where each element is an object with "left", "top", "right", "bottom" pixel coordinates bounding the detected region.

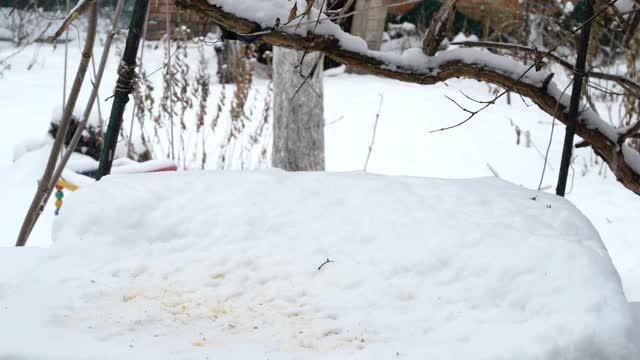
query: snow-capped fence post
[
  {"left": 96, "top": 0, "right": 150, "bottom": 180},
  {"left": 555, "top": 0, "right": 595, "bottom": 197},
  {"left": 15, "top": 1, "right": 98, "bottom": 247}
]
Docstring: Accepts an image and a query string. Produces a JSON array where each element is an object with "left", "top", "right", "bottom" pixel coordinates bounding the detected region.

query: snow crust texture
[{"left": 1, "top": 171, "right": 638, "bottom": 359}]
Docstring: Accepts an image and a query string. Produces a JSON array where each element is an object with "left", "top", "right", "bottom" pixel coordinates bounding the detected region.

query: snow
[
  {"left": 623, "top": 145, "right": 640, "bottom": 174},
  {"left": 1, "top": 170, "right": 638, "bottom": 359},
  {"left": 2, "top": 11, "right": 640, "bottom": 358},
  {"left": 616, "top": 0, "right": 636, "bottom": 13},
  {"left": 564, "top": 1, "right": 575, "bottom": 13},
  {"left": 2, "top": 40, "right": 640, "bottom": 301},
  {"left": 450, "top": 32, "right": 480, "bottom": 45},
  {"left": 3, "top": 40, "right": 640, "bottom": 297}
]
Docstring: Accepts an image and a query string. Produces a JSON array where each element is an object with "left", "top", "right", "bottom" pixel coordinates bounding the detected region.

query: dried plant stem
[
  {"left": 364, "top": 94, "right": 383, "bottom": 171},
  {"left": 16, "top": 2, "right": 98, "bottom": 247},
  {"left": 41, "top": 0, "right": 126, "bottom": 214},
  {"left": 165, "top": 0, "right": 175, "bottom": 160},
  {"left": 127, "top": 3, "right": 150, "bottom": 157},
  {"left": 62, "top": 0, "right": 70, "bottom": 111}
]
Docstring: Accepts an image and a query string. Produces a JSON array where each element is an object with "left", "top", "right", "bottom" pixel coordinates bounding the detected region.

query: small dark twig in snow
[
  {"left": 325, "top": 116, "right": 345, "bottom": 127},
  {"left": 486, "top": 163, "right": 500, "bottom": 178},
  {"left": 318, "top": 258, "right": 334, "bottom": 271}
]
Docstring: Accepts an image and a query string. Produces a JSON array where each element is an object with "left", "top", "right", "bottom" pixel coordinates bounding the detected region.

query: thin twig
[
  {"left": 431, "top": 0, "right": 621, "bottom": 134},
  {"left": 486, "top": 163, "right": 500, "bottom": 178},
  {"left": 126, "top": 2, "right": 151, "bottom": 156},
  {"left": 364, "top": 94, "right": 383, "bottom": 171},
  {"left": 165, "top": 0, "right": 175, "bottom": 160},
  {"left": 538, "top": 80, "right": 574, "bottom": 191},
  {"left": 317, "top": 258, "right": 334, "bottom": 271}
]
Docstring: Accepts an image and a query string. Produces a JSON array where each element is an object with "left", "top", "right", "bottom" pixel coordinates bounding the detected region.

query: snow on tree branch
[
  {"left": 450, "top": 40, "right": 640, "bottom": 97},
  {"left": 176, "top": 0, "right": 640, "bottom": 195}
]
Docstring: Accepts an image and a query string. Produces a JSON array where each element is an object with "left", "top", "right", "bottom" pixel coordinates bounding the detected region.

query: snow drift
[{"left": 0, "top": 170, "right": 637, "bottom": 359}]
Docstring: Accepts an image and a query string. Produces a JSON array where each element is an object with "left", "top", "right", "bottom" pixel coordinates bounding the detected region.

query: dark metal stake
[
  {"left": 556, "top": 0, "right": 595, "bottom": 197},
  {"left": 97, "top": 0, "right": 149, "bottom": 180}
]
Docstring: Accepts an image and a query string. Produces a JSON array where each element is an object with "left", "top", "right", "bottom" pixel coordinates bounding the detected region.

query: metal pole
[
  {"left": 97, "top": 0, "right": 150, "bottom": 180},
  {"left": 556, "top": 0, "right": 595, "bottom": 196}
]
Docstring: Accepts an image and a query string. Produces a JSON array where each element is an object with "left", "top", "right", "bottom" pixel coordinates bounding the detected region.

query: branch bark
[
  {"left": 176, "top": 0, "right": 640, "bottom": 196},
  {"left": 422, "top": 0, "right": 456, "bottom": 56}
]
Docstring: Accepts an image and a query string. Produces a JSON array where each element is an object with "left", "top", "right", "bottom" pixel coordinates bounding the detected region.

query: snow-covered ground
[
  {"left": 1, "top": 26, "right": 640, "bottom": 358},
  {"left": 1, "top": 170, "right": 638, "bottom": 359}
]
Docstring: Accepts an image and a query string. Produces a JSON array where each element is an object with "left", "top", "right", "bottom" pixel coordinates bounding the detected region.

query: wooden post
[
  {"left": 272, "top": 1, "right": 325, "bottom": 171},
  {"left": 350, "top": 0, "right": 388, "bottom": 51}
]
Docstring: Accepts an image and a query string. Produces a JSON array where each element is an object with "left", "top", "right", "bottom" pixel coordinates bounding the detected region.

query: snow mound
[{"left": 1, "top": 171, "right": 637, "bottom": 359}]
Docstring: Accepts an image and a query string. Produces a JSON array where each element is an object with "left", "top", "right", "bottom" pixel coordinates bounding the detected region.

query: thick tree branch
[{"left": 176, "top": 0, "right": 640, "bottom": 196}]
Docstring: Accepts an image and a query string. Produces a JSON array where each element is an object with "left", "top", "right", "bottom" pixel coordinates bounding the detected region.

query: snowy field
[
  {"left": 1, "top": 171, "right": 638, "bottom": 359},
  {"left": 1, "top": 24, "right": 640, "bottom": 358}
]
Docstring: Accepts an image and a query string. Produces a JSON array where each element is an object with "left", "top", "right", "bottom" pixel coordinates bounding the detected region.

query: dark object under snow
[{"left": 49, "top": 117, "right": 103, "bottom": 161}]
